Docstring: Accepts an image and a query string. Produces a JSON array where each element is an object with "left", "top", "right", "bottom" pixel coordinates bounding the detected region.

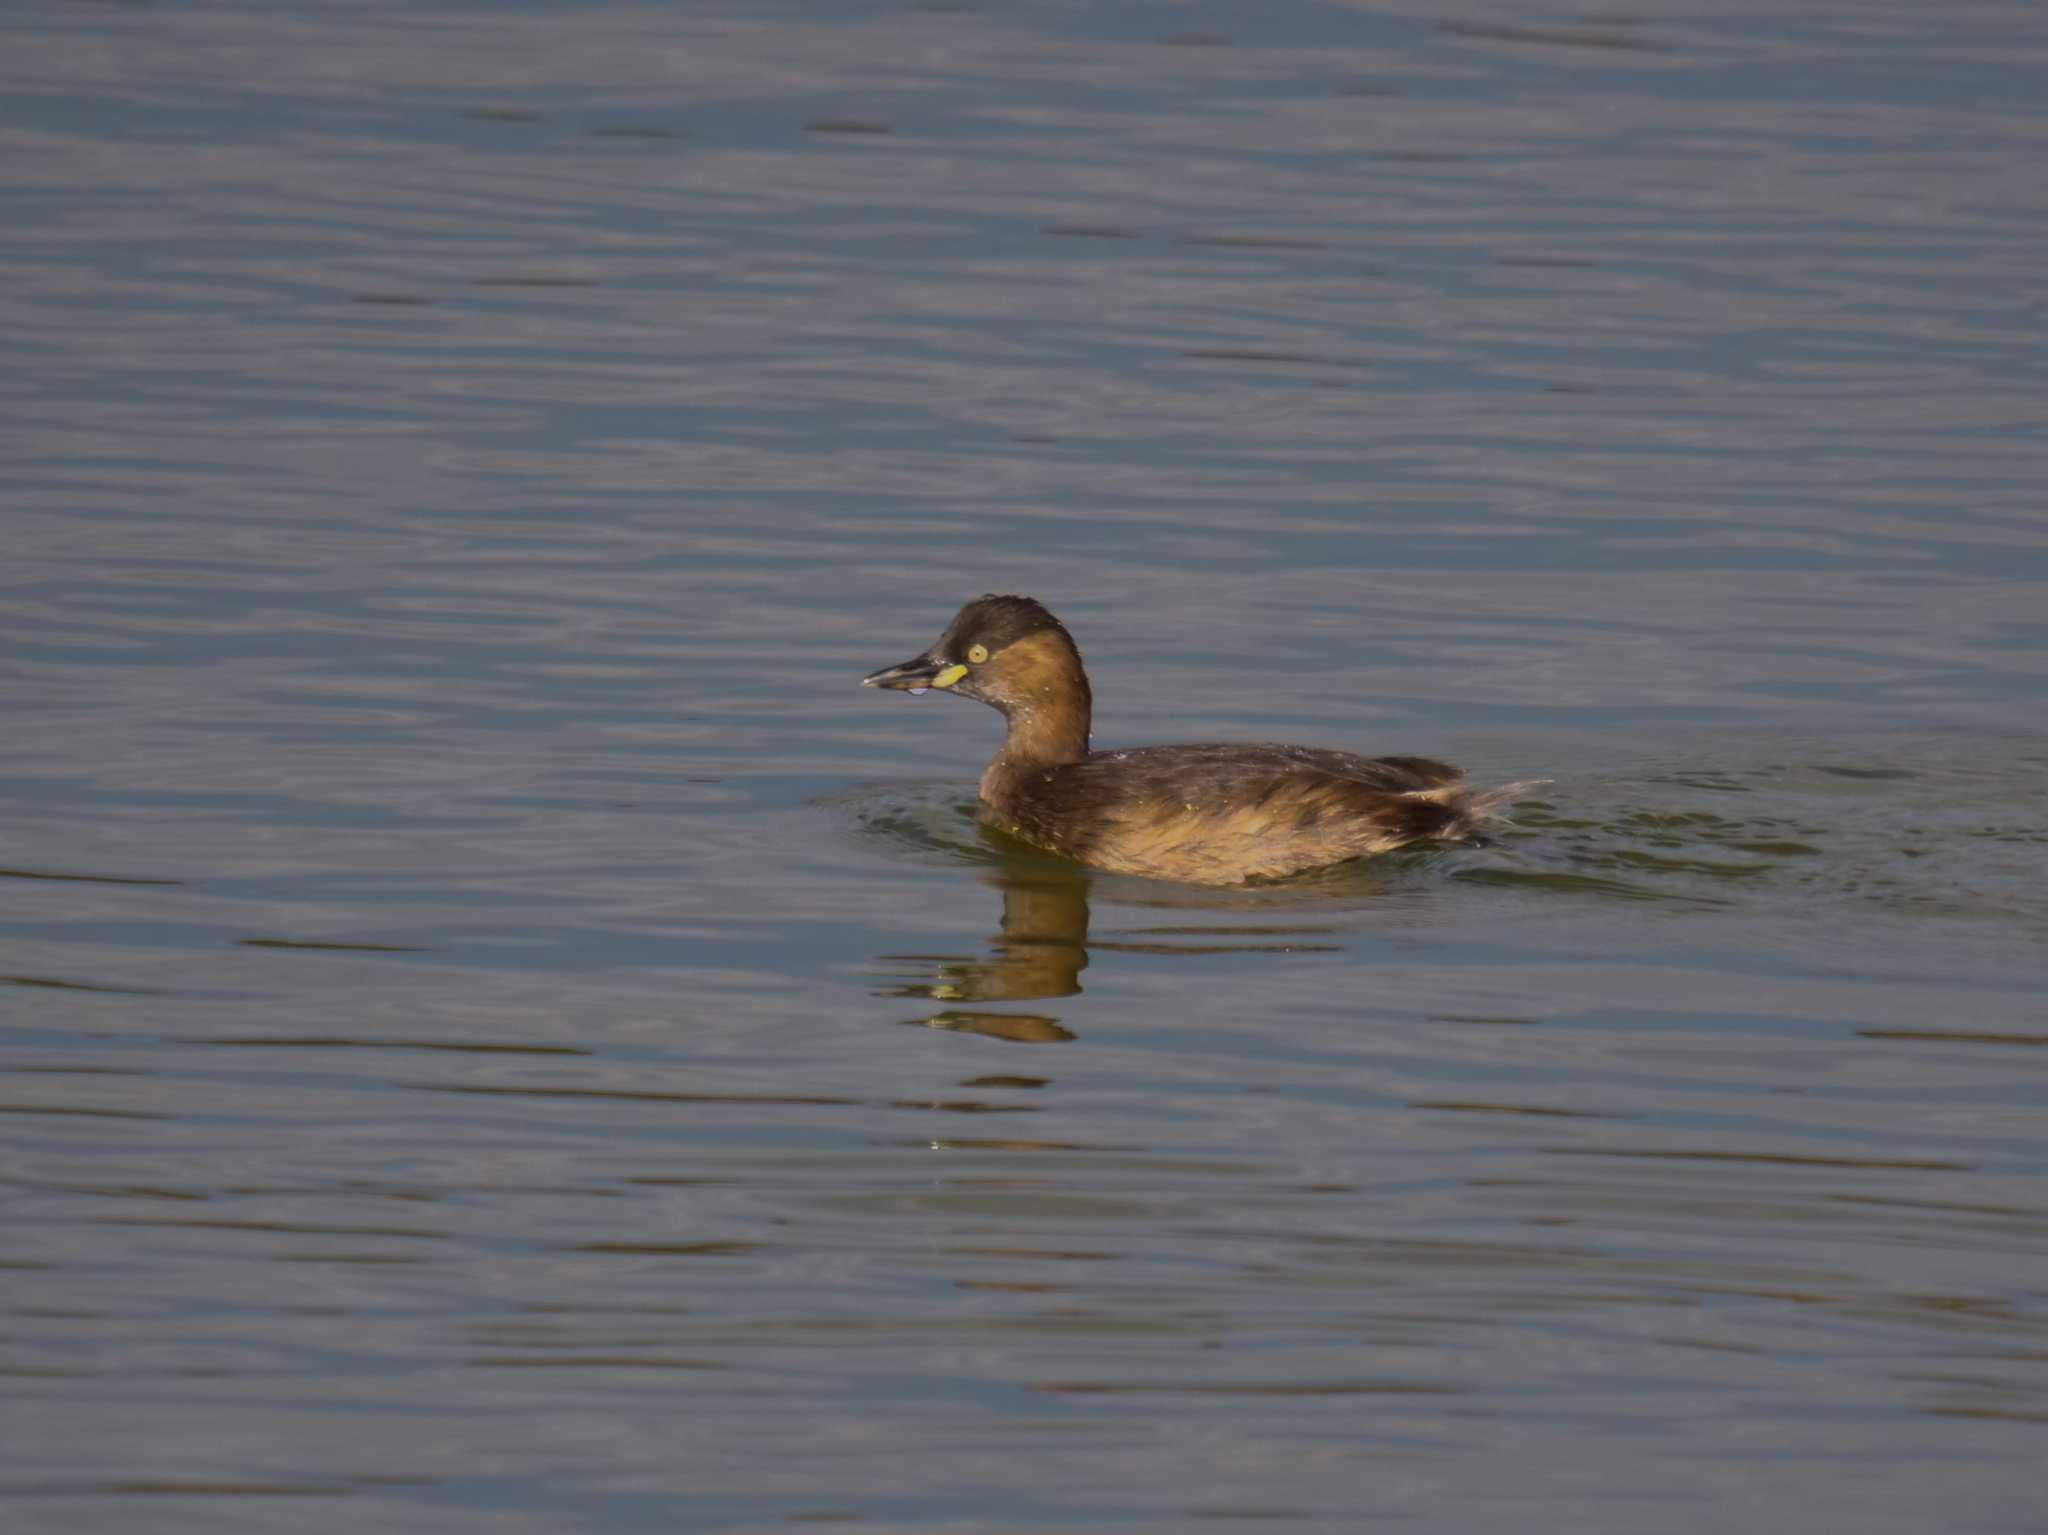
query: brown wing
[{"left": 1004, "top": 744, "right": 1472, "bottom": 882}]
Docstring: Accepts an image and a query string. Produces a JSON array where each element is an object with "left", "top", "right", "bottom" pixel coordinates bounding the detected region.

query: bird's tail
[
  {"left": 1464, "top": 779, "right": 1548, "bottom": 823},
  {"left": 1406, "top": 779, "right": 1548, "bottom": 845}
]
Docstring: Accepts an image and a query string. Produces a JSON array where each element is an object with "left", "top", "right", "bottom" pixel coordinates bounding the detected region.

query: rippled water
[{"left": 5, "top": 1, "right": 2047, "bottom": 1530}]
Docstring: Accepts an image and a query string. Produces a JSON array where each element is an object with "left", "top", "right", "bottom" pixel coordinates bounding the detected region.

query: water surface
[{"left": 4, "top": 2, "right": 2046, "bottom": 1531}]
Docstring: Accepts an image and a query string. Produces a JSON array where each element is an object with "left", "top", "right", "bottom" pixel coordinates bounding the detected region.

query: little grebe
[{"left": 864, "top": 594, "right": 1532, "bottom": 885}]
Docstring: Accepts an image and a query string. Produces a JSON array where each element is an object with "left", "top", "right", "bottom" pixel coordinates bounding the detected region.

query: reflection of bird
[
  {"left": 875, "top": 858, "right": 1354, "bottom": 1044},
  {"left": 956, "top": 874, "right": 1089, "bottom": 1002},
  {"left": 878, "top": 872, "right": 1087, "bottom": 1044},
  {"left": 865, "top": 594, "right": 1534, "bottom": 885},
  {"left": 881, "top": 874, "right": 1090, "bottom": 1007}
]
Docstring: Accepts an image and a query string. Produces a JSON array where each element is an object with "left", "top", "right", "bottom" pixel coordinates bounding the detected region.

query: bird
[{"left": 863, "top": 594, "right": 1534, "bottom": 885}]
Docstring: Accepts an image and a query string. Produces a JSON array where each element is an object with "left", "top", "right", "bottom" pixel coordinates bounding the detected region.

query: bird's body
[{"left": 864, "top": 595, "right": 1530, "bottom": 885}]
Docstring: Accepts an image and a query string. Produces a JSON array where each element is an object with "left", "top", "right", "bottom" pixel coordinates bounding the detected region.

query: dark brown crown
[{"left": 940, "top": 594, "right": 1075, "bottom": 657}]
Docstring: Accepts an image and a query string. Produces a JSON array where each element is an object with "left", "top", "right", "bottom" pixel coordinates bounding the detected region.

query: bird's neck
[{"left": 980, "top": 683, "right": 1090, "bottom": 805}]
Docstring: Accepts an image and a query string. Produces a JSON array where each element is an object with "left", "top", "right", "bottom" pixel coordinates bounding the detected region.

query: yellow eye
[{"left": 967, "top": 643, "right": 989, "bottom": 664}]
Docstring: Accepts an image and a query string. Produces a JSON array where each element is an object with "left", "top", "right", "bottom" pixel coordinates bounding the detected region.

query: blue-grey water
[{"left": 4, "top": 2, "right": 2046, "bottom": 1531}]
